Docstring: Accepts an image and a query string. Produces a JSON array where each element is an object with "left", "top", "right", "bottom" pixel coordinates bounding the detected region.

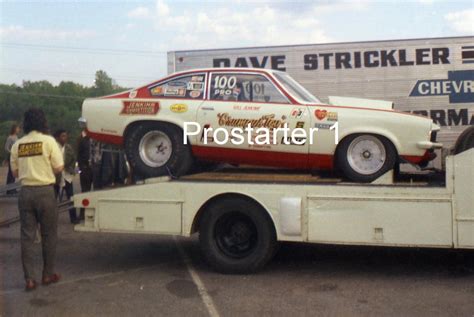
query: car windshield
[{"left": 273, "top": 72, "right": 321, "bottom": 104}]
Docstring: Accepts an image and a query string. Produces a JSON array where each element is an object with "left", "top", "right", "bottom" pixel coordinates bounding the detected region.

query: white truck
[{"left": 74, "top": 146, "right": 473, "bottom": 273}]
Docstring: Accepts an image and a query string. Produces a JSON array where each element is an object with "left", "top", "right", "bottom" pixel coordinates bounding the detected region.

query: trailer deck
[{"left": 180, "top": 167, "right": 445, "bottom": 187}]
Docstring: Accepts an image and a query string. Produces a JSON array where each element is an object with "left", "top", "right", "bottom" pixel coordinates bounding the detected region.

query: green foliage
[{"left": 0, "top": 70, "right": 128, "bottom": 161}]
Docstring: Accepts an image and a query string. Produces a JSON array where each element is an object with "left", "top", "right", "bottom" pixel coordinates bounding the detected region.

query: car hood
[{"left": 327, "top": 96, "right": 394, "bottom": 110}]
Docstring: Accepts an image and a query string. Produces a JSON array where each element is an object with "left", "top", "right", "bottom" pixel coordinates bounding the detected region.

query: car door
[{"left": 195, "top": 71, "right": 310, "bottom": 168}]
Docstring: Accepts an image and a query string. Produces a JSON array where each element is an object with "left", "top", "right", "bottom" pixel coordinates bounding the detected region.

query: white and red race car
[{"left": 80, "top": 68, "right": 441, "bottom": 182}]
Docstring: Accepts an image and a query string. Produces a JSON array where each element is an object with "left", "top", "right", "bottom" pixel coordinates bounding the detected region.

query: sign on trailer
[{"left": 168, "top": 36, "right": 474, "bottom": 149}]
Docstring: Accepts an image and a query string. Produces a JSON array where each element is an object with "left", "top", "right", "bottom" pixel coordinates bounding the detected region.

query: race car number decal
[
  {"left": 213, "top": 75, "right": 238, "bottom": 97},
  {"left": 214, "top": 75, "right": 237, "bottom": 89}
]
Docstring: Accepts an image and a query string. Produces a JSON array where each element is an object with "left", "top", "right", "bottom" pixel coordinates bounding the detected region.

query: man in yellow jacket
[{"left": 10, "top": 108, "right": 64, "bottom": 291}]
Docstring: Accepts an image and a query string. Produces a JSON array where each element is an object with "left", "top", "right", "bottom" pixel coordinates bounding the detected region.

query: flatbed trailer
[{"left": 74, "top": 149, "right": 473, "bottom": 273}]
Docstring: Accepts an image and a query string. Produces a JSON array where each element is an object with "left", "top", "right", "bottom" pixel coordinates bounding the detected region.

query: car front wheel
[
  {"left": 337, "top": 134, "right": 396, "bottom": 182},
  {"left": 125, "top": 122, "right": 193, "bottom": 178}
]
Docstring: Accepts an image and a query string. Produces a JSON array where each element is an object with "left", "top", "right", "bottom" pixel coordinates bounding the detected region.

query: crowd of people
[
  {"left": 4, "top": 121, "right": 129, "bottom": 209},
  {"left": 4, "top": 108, "right": 129, "bottom": 291}
]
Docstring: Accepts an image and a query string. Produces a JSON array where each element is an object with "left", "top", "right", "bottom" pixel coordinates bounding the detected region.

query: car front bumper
[{"left": 417, "top": 141, "right": 443, "bottom": 149}]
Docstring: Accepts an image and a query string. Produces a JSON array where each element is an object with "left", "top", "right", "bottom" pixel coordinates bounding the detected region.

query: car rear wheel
[
  {"left": 199, "top": 197, "right": 277, "bottom": 274},
  {"left": 337, "top": 134, "right": 396, "bottom": 182},
  {"left": 125, "top": 122, "right": 193, "bottom": 178}
]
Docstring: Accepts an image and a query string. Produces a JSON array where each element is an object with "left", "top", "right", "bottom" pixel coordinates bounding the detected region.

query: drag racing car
[{"left": 80, "top": 68, "right": 442, "bottom": 182}]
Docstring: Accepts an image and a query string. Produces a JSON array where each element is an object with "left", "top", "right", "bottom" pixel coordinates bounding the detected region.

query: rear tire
[
  {"left": 199, "top": 197, "right": 277, "bottom": 274},
  {"left": 337, "top": 134, "right": 396, "bottom": 182},
  {"left": 124, "top": 122, "right": 193, "bottom": 178}
]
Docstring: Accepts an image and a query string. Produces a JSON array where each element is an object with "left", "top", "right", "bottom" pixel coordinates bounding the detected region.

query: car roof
[{"left": 170, "top": 67, "right": 282, "bottom": 77}]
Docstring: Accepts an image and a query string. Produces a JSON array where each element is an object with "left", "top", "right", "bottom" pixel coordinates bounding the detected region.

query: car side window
[
  {"left": 149, "top": 74, "right": 206, "bottom": 99},
  {"left": 210, "top": 73, "right": 289, "bottom": 104}
]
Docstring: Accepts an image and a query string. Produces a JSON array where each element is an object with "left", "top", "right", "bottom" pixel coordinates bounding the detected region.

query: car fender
[
  {"left": 123, "top": 115, "right": 188, "bottom": 135},
  {"left": 338, "top": 126, "right": 402, "bottom": 155}
]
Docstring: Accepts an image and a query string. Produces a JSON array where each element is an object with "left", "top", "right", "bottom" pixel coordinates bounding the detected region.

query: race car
[{"left": 80, "top": 68, "right": 442, "bottom": 182}]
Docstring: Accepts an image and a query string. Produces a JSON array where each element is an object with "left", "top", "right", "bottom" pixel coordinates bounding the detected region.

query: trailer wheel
[
  {"left": 124, "top": 122, "right": 193, "bottom": 177},
  {"left": 337, "top": 134, "right": 396, "bottom": 182},
  {"left": 199, "top": 197, "right": 277, "bottom": 274},
  {"left": 453, "top": 126, "right": 474, "bottom": 155}
]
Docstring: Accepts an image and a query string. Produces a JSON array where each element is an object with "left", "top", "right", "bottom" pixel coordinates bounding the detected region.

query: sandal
[
  {"left": 25, "top": 279, "right": 37, "bottom": 292},
  {"left": 42, "top": 273, "right": 61, "bottom": 285}
]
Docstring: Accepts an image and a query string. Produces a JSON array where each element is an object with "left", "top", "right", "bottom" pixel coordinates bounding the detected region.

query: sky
[{"left": 0, "top": 0, "right": 473, "bottom": 87}]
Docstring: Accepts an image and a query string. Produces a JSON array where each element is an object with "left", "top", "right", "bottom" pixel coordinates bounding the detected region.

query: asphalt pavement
[{"left": 1, "top": 166, "right": 474, "bottom": 317}]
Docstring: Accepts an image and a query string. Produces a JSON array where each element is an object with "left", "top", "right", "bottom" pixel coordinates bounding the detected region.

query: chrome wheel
[
  {"left": 138, "top": 131, "right": 172, "bottom": 168},
  {"left": 347, "top": 135, "right": 386, "bottom": 175}
]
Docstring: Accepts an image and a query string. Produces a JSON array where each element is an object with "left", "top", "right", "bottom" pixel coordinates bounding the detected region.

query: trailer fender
[{"left": 190, "top": 192, "right": 277, "bottom": 236}]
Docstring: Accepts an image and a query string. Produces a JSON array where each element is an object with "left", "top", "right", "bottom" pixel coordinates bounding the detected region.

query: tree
[
  {"left": 0, "top": 70, "right": 128, "bottom": 161},
  {"left": 92, "top": 70, "right": 123, "bottom": 97}
]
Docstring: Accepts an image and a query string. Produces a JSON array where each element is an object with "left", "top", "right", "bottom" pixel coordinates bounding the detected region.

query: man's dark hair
[
  {"left": 53, "top": 129, "right": 67, "bottom": 139},
  {"left": 23, "top": 108, "right": 49, "bottom": 134},
  {"left": 9, "top": 123, "right": 18, "bottom": 135}
]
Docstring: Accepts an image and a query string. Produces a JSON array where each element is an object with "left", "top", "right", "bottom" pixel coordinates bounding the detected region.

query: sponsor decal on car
[
  {"left": 120, "top": 101, "right": 160, "bottom": 115},
  {"left": 129, "top": 90, "right": 138, "bottom": 98},
  {"left": 327, "top": 111, "right": 338, "bottom": 121},
  {"left": 170, "top": 103, "right": 188, "bottom": 113},
  {"left": 168, "top": 81, "right": 187, "bottom": 88},
  {"left": 150, "top": 86, "right": 163, "bottom": 96},
  {"left": 290, "top": 107, "right": 305, "bottom": 119},
  {"left": 165, "top": 87, "right": 186, "bottom": 97},
  {"left": 187, "top": 82, "right": 204, "bottom": 91},
  {"left": 233, "top": 105, "right": 261, "bottom": 111},
  {"left": 216, "top": 113, "right": 287, "bottom": 129},
  {"left": 315, "top": 109, "right": 338, "bottom": 121},
  {"left": 314, "top": 123, "right": 334, "bottom": 129},
  {"left": 281, "top": 136, "right": 306, "bottom": 146},
  {"left": 315, "top": 109, "right": 327, "bottom": 120},
  {"left": 190, "top": 90, "right": 201, "bottom": 98}
]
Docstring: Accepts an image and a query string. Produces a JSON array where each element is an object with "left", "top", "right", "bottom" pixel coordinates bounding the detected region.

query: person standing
[
  {"left": 53, "top": 129, "right": 79, "bottom": 224},
  {"left": 76, "top": 129, "right": 92, "bottom": 220},
  {"left": 4, "top": 123, "right": 20, "bottom": 194},
  {"left": 10, "top": 108, "right": 64, "bottom": 291},
  {"left": 90, "top": 139, "right": 104, "bottom": 189}
]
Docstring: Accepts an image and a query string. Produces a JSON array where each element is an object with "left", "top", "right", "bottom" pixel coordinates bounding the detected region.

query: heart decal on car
[{"left": 315, "top": 109, "right": 327, "bottom": 120}]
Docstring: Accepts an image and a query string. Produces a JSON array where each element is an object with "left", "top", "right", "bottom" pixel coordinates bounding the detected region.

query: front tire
[
  {"left": 337, "top": 134, "right": 396, "bottom": 182},
  {"left": 124, "top": 122, "right": 193, "bottom": 178},
  {"left": 199, "top": 197, "right": 277, "bottom": 274}
]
